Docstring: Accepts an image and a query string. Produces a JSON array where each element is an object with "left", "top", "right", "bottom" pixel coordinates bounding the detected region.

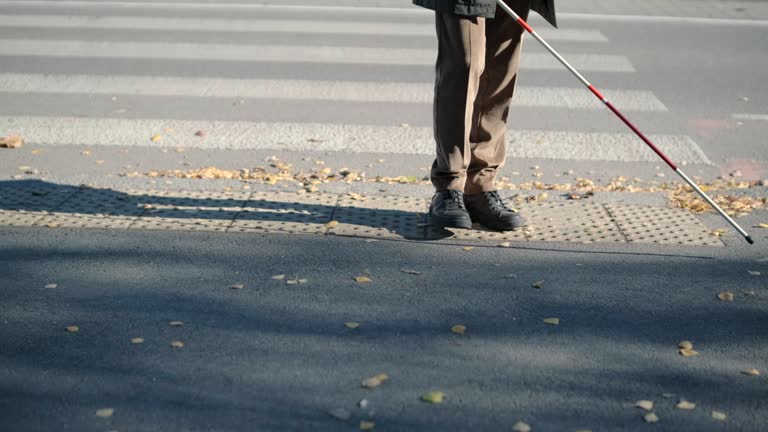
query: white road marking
[
  {"left": 0, "top": 14, "right": 608, "bottom": 41},
  {"left": 0, "top": 116, "right": 710, "bottom": 164},
  {"left": 732, "top": 113, "right": 768, "bottom": 121},
  {"left": 0, "top": 40, "right": 636, "bottom": 71},
  {"left": 0, "top": 73, "right": 666, "bottom": 111},
  {"left": 0, "top": 1, "right": 766, "bottom": 26}
]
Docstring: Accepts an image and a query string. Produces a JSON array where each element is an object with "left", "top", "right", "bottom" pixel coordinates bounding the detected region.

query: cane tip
[{"left": 746, "top": 235, "right": 755, "bottom": 245}]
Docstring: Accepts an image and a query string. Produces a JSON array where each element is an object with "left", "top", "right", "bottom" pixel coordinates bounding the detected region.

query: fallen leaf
[
  {"left": 451, "top": 324, "right": 466, "bottom": 335},
  {"left": 0, "top": 135, "right": 23, "bottom": 148},
  {"left": 636, "top": 400, "right": 654, "bottom": 411},
  {"left": 229, "top": 283, "right": 245, "bottom": 290},
  {"left": 718, "top": 292, "right": 735, "bottom": 302},
  {"left": 358, "top": 398, "right": 369, "bottom": 408},
  {"left": 420, "top": 391, "right": 445, "bottom": 404},
  {"left": 512, "top": 421, "right": 532, "bottom": 432},
  {"left": 359, "top": 420, "right": 376, "bottom": 430},
  {"left": 328, "top": 408, "right": 351, "bottom": 421},
  {"left": 532, "top": 280, "right": 544, "bottom": 289},
  {"left": 711, "top": 229, "right": 727, "bottom": 237},
  {"left": 643, "top": 412, "right": 659, "bottom": 423},
  {"left": 131, "top": 337, "right": 144, "bottom": 344},
  {"left": 462, "top": 246, "right": 475, "bottom": 251},
  {"left": 498, "top": 241, "right": 511, "bottom": 248},
  {"left": 325, "top": 221, "right": 339, "bottom": 229},
  {"left": 678, "top": 340, "right": 694, "bottom": 350},
  {"left": 711, "top": 411, "right": 727, "bottom": 421},
  {"left": 45, "top": 283, "right": 57, "bottom": 289},
  {"left": 355, "top": 276, "right": 372, "bottom": 283},
  {"left": 741, "top": 368, "right": 760, "bottom": 376},
  {"left": 65, "top": 325, "right": 80, "bottom": 333},
  {"left": 272, "top": 274, "right": 286, "bottom": 280},
  {"left": 286, "top": 279, "right": 299, "bottom": 285},
  {"left": 95, "top": 408, "right": 114, "bottom": 418},
  {"left": 345, "top": 322, "right": 360, "bottom": 329},
  {"left": 194, "top": 130, "right": 206, "bottom": 137},
  {"left": 747, "top": 270, "right": 761, "bottom": 276},
  {"left": 400, "top": 269, "right": 421, "bottom": 275},
  {"left": 150, "top": 134, "right": 162, "bottom": 142},
  {"left": 170, "top": 341, "right": 184, "bottom": 348},
  {"left": 543, "top": 318, "right": 560, "bottom": 326},
  {"left": 169, "top": 321, "right": 184, "bottom": 327},
  {"left": 678, "top": 348, "right": 699, "bottom": 357},
  {"left": 361, "top": 373, "right": 389, "bottom": 389},
  {"left": 758, "top": 223, "right": 768, "bottom": 229},
  {"left": 676, "top": 400, "right": 696, "bottom": 410}
]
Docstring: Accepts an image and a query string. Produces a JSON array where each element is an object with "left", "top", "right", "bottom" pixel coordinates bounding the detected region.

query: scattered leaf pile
[{"left": 0, "top": 134, "right": 23, "bottom": 148}]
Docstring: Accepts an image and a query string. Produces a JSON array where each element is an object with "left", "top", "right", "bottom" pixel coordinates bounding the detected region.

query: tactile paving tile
[
  {"left": 0, "top": 209, "right": 48, "bottom": 227},
  {"left": 0, "top": 181, "right": 79, "bottom": 212},
  {"left": 522, "top": 201, "right": 625, "bottom": 243},
  {"left": 35, "top": 187, "right": 145, "bottom": 228},
  {"left": 129, "top": 190, "right": 251, "bottom": 232},
  {"left": 35, "top": 213, "right": 137, "bottom": 230},
  {"left": 605, "top": 204, "right": 723, "bottom": 246},
  {"left": 229, "top": 191, "right": 337, "bottom": 234},
  {"left": 331, "top": 195, "right": 427, "bottom": 239}
]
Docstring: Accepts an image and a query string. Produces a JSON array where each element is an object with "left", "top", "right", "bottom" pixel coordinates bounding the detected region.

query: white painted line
[
  {"left": 0, "top": 40, "right": 635, "bottom": 71},
  {"left": 0, "top": 14, "right": 608, "bottom": 41},
  {"left": 732, "top": 113, "right": 768, "bottom": 121},
  {"left": 1, "top": 1, "right": 766, "bottom": 26},
  {"left": 0, "top": 73, "right": 665, "bottom": 110},
  {"left": 0, "top": 116, "right": 710, "bottom": 164}
]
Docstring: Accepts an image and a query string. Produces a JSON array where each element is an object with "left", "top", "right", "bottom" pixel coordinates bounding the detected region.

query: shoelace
[
  {"left": 446, "top": 190, "right": 466, "bottom": 210},
  {"left": 484, "top": 191, "right": 511, "bottom": 214}
]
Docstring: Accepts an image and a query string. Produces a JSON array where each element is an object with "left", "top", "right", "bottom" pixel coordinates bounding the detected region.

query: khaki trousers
[{"left": 430, "top": 2, "right": 529, "bottom": 194}]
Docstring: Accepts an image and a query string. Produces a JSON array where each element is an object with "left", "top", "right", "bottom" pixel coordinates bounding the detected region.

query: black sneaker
[
  {"left": 464, "top": 191, "right": 525, "bottom": 231},
  {"left": 429, "top": 190, "right": 472, "bottom": 230}
]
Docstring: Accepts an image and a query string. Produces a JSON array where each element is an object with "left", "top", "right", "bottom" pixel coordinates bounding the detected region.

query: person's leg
[
  {"left": 464, "top": 0, "right": 529, "bottom": 194},
  {"left": 430, "top": 12, "right": 486, "bottom": 192}
]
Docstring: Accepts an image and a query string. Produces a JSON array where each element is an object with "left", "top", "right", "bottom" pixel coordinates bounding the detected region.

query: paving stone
[
  {"left": 331, "top": 195, "right": 426, "bottom": 240},
  {"left": 229, "top": 191, "right": 336, "bottom": 234},
  {"left": 523, "top": 201, "right": 625, "bottom": 243},
  {"left": 606, "top": 204, "right": 724, "bottom": 246}
]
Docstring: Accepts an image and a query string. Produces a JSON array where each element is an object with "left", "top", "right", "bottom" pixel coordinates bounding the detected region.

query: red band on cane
[{"left": 517, "top": 18, "right": 533, "bottom": 33}]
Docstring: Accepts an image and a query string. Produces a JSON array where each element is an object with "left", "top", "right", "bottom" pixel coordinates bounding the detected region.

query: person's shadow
[{"left": 0, "top": 179, "right": 464, "bottom": 240}]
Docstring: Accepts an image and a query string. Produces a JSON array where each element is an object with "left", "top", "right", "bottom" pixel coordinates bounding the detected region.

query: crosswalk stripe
[
  {"left": 0, "top": 116, "right": 710, "bottom": 164},
  {"left": 0, "top": 14, "right": 608, "bottom": 41},
  {"left": 0, "top": 74, "right": 666, "bottom": 111},
  {"left": 0, "top": 40, "right": 635, "bottom": 71}
]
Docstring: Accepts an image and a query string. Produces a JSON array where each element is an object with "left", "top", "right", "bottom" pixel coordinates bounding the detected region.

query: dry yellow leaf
[
  {"left": 462, "top": 246, "right": 475, "bottom": 251},
  {"left": 532, "top": 280, "right": 544, "bottom": 289},
  {"left": 229, "top": 283, "right": 245, "bottom": 290},
  {"left": 65, "top": 325, "right": 80, "bottom": 333},
  {"left": 643, "top": 413, "right": 659, "bottom": 423},
  {"left": 45, "top": 283, "right": 57, "bottom": 289},
  {"left": 272, "top": 274, "right": 285, "bottom": 280},
  {"left": 711, "top": 411, "right": 727, "bottom": 421},
  {"left": 676, "top": 400, "right": 696, "bottom": 410},
  {"left": 31, "top": 149, "right": 42, "bottom": 155},
  {"left": 131, "top": 337, "right": 144, "bottom": 344},
  {"left": 361, "top": 373, "right": 389, "bottom": 389},
  {"left": 345, "top": 322, "right": 360, "bottom": 329},
  {"left": 451, "top": 325, "right": 466, "bottom": 335},
  {"left": 169, "top": 321, "right": 184, "bottom": 327},
  {"left": 0, "top": 134, "right": 23, "bottom": 148},
  {"left": 325, "top": 221, "right": 339, "bottom": 229},
  {"left": 678, "top": 340, "right": 694, "bottom": 350},
  {"left": 711, "top": 229, "right": 727, "bottom": 237},
  {"left": 741, "top": 368, "right": 760, "bottom": 376},
  {"left": 758, "top": 223, "right": 768, "bottom": 229},
  {"left": 150, "top": 135, "right": 162, "bottom": 142},
  {"left": 95, "top": 408, "right": 114, "bottom": 418},
  {"left": 360, "top": 420, "right": 376, "bottom": 430},
  {"left": 170, "top": 341, "right": 184, "bottom": 348},
  {"left": 718, "top": 292, "right": 735, "bottom": 302},
  {"left": 635, "top": 400, "right": 654, "bottom": 411},
  {"left": 543, "top": 318, "right": 560, "bottom": 326},
  {"left": 420, "top": 391, "right": 445, "bottom": 404},
  {"left": 678, "top": 348, "right": 699, "bottom": 357},
  {"left": 498, "top": 241, "right": 512, "bottom": 248},
  {"left": 512, "top": 421, "right": 532, "bottom": 432},
  {"left": 355, "top": 276, "right": 372, "bottom": 283}
]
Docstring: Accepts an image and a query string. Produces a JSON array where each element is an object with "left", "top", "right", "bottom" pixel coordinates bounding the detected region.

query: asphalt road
[{"left": 2, "top": 227, "right": 768, "bottom": 432}]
